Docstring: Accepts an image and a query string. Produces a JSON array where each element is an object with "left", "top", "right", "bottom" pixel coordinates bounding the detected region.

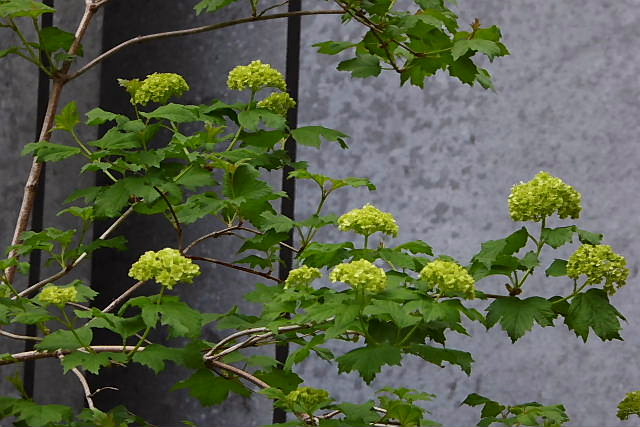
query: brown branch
[
  {"left": 237, "top": 226, "right": 299, "bottom": 253},
  {"left": 67, "top": 9, "right": 344, "bottom": 80},
  {"left": 0, "top": 327, "right": 42, "bottom": 341},
  {"left": 58, "top": 352, "right": 96, "bottom": 410},
  {"left": 0, "top": 345, "right": 143, "bottom": 366},
  {"left": 188, "top": 255, "right": 281, "bottom": 283},
  {"left": 16, "top": 206, "right": 135, "bottom": 299},
  {"left": 7, "top": 0, "right": 114, "bottom": 285},
  {"left": 153, "top": 186, "right": 183, "bottom": 250},
  {"left": 206, "top": 359, "right": 270, "bottom": 389},
  {"left": 102, "top": 280, "right": 148, "bottom": 313},
  {"left": 183, "top": 225, "right": 242, "bottom": 254}
]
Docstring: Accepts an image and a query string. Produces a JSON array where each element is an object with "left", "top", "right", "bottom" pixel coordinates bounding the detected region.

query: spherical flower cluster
[
  {"left": 338, "top": 204, "right": 399, "bottom": 237},
  {"left": 508, "top": 171, "right": 582, "bottom": 222},
  {"left": 257, "top": 92, "right": 296, "bottom": 116},
  {"left": 420, "top": 259, "right": 475, "bottom": 299},
  {"left": 618, "top": 391, "right": 640, "bottom": 420},
  {"left": 286, "top": 386, "right": 331, "bottom": 412},
  {"left": 227, "top": 60, "right": 287, "bottom": 92},
  {"left": 567, "top": 244, "right": 629, "bottom": 295},
  {"left": 330, "top": 259, "right": 387, "bottom": 293},
  {"left": 129, "top": 73, "right": 190, "bottom": 106},
  {"left": 284, "top": 265, "right": 322, "bottom": 290},
  {"left": 39, "top": 285, "right": 78, "bottom": 306},
  {"left": 128, "top": 248, "right": 201, "bottom": 289}
]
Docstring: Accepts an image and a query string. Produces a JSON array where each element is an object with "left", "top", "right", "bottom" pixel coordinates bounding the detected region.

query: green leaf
[
  {"left": 172, "top": 368, "right": 248, "bottom": 406},
  {"left": 545, "top": 259, "right": 567, "bottom": 277},
  {"left": 39, "top": 26, "right": 75, "bottom": 53},
  {"left": 0, "top": 0, "right": 55, "bottom": 18},
  {"left": 36, "top": 326, "right": 93, "bottom": 351},
  {"left": 337, "top": 344, "right": 402, "bottom": 384},
  {"left": 335, "top": 402, "right": 379, "bottom": 426},
  {"left": 132, "top": 344, "right": 182, "bottom": 373},
  {"left": 260, "top": 211, "right": 295, "bottom": 233},
  {"left": 448, "top": 56, "right": 478, "bottom": 85},
  {"left": 565, "top": 288, "right": 625, "bottom": 342},
  {"left": 313, "top": 40, "right": 357, "bottom": 55},
  {"left": 175, "top": 193, "right": 224, "bottom": 224},
  {"left": 291, "top": 126, "right": 349, "bottom": 149},
  {"left": 238, "top": 109, "right": 286, "bottom": 131},
  {"left": 462, "top": 393, "right": 506, "bottom": 418},
  {"left": 406, "top": 344, "right": 473, "bottom": 374},
  {"left": 54, "top": 101, "right": 81, "bottom": 132},
  {"left": 94, "top": 180, "right": 130, "bottom": 218},
  {"left": 141, "top": 103, "right": 200, "bottom": 123},
  {"left": 485, "top": 297, "right": 556, "bottom": 342},
  {"left": 255, "top": 369, "right": 303, "bottom": 393},
  {"left": 363, "top": 300, "right": 420, "bottom": 329},
  {"left": 174, "top": 165, "right": 216, "bottom": 189},
  {"left": 452, "top": 39, "right": 502, "bottom": 61},
  {"left": 0, "top": 47, "right": 19, "bottom": 59},
  {"left": 193, "top": 0, "right": 238, "bottom": 14},
  {"left": 61, "top": 351, "right": 127, "bottom": 374},
  {"left": 542, "top": 226, "right": 575, "bottom": 249},
  {"left": 379, "top": 248, "right": 417, "bottom": 270},
  {"left": 396, "top": 240, "right": 434, "bottom": 256},
  {"left": 576, "top": 228, "right": 603, "bottom": 245},
  {"left": 12, "top": 401, "right": 73, "bottom": 427},
  {"left": 337, "top": 54, "right": 382, "bottom": 78},
  {"left": 299, "top": 242, "right": 354, "bottom": 268},
  {"left": 519, "top": 251, "right": 539, "bottom": 269},
  {"left": 472, "top": 228, "right": 528, "bottom": 268},
  {"left": 22, "top": 142, "right": 82, "bottom": 162},
  {"left": 86, "top": 107, "right": 125, "bottom": 125}
]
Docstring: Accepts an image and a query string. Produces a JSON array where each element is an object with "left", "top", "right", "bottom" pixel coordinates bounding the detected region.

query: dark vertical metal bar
[
  {"left": 274, "top": 0, "right": 301, "bottom": 422},
  {"left": 23, "top": 0, "right": 53, "bottom": 398}
]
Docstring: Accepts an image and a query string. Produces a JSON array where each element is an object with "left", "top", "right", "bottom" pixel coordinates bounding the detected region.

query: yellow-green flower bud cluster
[
  {"left": 618, "top": 391, "right": 640, "bottom": 420},
  {"left": 125, "top": 73, "right": 190, "bottom": 106},
  {"left": 227, "top": 60, "right": 287, "bottom": 92},
  {"left": 330, "top": 259, "right": 387, "bottom": 293},
  {"left": 39, "top": 285, "right": 78, "bottom": 305},
  {"left": 284, "top": 265, "right": 322, "bottom": 290},
  {"left": 567, "top": 244, "right": 629, "bottom": 295},
  {"left": 129, "top": 248, "right": 201, "bottom": 289},
  {"left": 338, "top": 204, "right": 399, "bottom": 237},
  {"left": 286, "top": 386, "right": 331, "bottom": 412},
  {"left": 420, "top": 259, "right": 475, "bottom": 299},
  {"left": 257, "top": 92, "right": 296, "bottom": 116},
  {"left": 508, "top": 171, "right": 582, "bottom": 222}
]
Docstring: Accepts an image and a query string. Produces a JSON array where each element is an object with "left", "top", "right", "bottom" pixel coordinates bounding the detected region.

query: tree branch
[
  {"left": 206, "top": 359, "right": 270, "bottom": 389},
  {"left": 183, "top": 225, "right": 242, "bottom": 254},
  {"left": 0, "top": 345, "right": 143, "bottom": 366},
  {"left": 188, "top": 255, "right": 281, "bottom": 283},
  {"left": 67, "top": 9, "right": 344, "bottom": 80}
]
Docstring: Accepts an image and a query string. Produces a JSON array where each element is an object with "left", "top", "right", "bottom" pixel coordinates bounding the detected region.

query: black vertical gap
[
  {"left": 23, "top": 0, "right": 53, "bottom": 398},
  {"left": 274, "top": 0, "right": 301, "bottom": 423}
]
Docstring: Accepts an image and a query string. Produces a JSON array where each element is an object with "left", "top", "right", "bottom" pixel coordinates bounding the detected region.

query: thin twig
[
  {"left": 153, "top": 186, "right": 183, "bottom": 250},
  {"left": 188, "top": 255, "right": 281, "bottom": 283},
  {"left": 102, "top": 280, "right": 147, "bottom": 313},
  {"left": 0, "top": 327, "right": 42, "bottom": 341},
  {"left": 0, "top": 345, "right": 144, "bottom": 366},
  {"left": 183, "top": 225, "right": 241, "bottom": 254},
  {"left": 67, "top": 10, "right": 344, "bottom": 80},
  {"left": 206, "top": 359, "right": 270, "bottom": 389},
  {"left": 58, "top": 352, "right": 96, "bottom": 409},
  {"left": 16, "top": 207, "right": 135, "bottom": 299},
  {"left": 237, "top": 226, "right": 300, "bottom": 253}
]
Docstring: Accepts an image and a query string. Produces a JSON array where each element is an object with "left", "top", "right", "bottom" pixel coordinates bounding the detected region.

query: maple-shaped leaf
[
  {"left": 485, "top": 296, "right": 556, "bottom": 342},
  {"left": 172, "top": 369, "right": 249, "bottom": 406},
  {"left": 565, "top": 288, "right": 625, "bottom": 342},
  {"left": 337, "top": 344, "right": 402, "bottom": 384}
]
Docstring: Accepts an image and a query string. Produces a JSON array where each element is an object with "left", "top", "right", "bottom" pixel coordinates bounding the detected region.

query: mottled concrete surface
[
  {"left": 3, "top": 0, "right": 640, "bottom": 426},
  {"left": 294, "top": 1, "right": 640, "bottom": 426}
]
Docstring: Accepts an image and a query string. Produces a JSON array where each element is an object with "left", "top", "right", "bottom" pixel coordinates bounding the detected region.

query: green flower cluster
[
  {"left": 284, "top": 265, "right": 322, "bottom": 290},
  {"left": 227, "top": 60, "right": 287, "bottom": 92},
  {"left": 286, "top": 386, "right": 331, "bottom": 413},
  {"left": 617, "top": 391, "right": 640, "bottom": 420},
  {"left": 257, "top": 92, "right": 296, "bottom": 116},
  {"left": 120, "top": 73, "right": 190, "bottom": 106},
  {"left": 567, "top": 244, "right": 629, "bottom": 295},
  {"left": 420, "top": 259, "right": 475, "bottom": 299},
  {"left": 39, "top": 285, "right": 78, "bottom": 305},
  {"left": 338, "top": 204, "right": 399, "bottom": 237},
  {"left": 330, "top": 259, "right": 387, "bottom": 293},
  {"left": 508, "top": 171, "right": 582, "bottom": 222},
  {"left": 128, "top": 248, "right": 201, "bottom": 289}
]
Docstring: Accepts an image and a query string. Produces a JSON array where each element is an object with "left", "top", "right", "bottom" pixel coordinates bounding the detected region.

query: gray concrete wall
[
  {"left": 2, "top": 0, "right": 640, "bottom": 426},
  {"left": 295, "top": 1, "right": 640, "bottom": 426}
]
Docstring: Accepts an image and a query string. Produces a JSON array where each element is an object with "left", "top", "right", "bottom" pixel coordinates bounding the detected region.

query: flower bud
[
  {"left": 508, "top": 171, "right": 581, "bottom": 222},
  {"left": 420, "top": 259, "right": 475, "bottom": 299},
  {"left": 227, "top": 60, "right": 287, "bottom": 92},
  {"left": 567, "top": 244, "right": 629, "bottom": 295},
  {"left": 129, "top": 248, "right": 200, "bottom": 289},
  {"left": 338, "top": 204, "right": 399, "bottom": 237},
  {"left": 330, "top": 259, "right": 387, "bottom": 293}
]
